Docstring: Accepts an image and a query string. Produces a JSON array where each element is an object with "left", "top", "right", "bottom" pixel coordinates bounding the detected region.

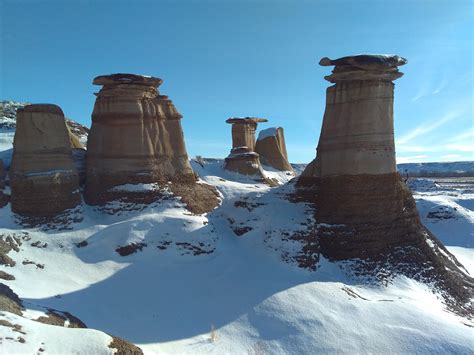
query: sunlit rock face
[
  {"left": 84, "top": 73, "right": 196, "bottom": 205},
  {"left": 224, "top": 117, "right": 268, "bottom": 177},
  {"left": 10, "top": 104, "right": 80, "bottom": 216},
  {"left": 302, "top": 55, "right": 406, "bottom": 178},
  {"left": 296, "top": 56, "right": 472, "bottom": 314},
  {"left": 255, "top": 127, "right": 294, "bottom": 173}
]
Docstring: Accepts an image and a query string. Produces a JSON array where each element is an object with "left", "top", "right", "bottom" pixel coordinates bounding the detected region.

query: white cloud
[{"left": 446, "top": 128, "right": 474, "bottom": 143}]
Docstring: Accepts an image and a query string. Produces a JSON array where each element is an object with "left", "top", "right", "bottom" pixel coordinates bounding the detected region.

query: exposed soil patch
[
  {"left": 116, "top": 243, "right": 147, "bottom": 256},
  {"left": 36, "top": 309, "right": 87, "bottom": 328},
  {"left": 170, "top": 182, "right": 220, "bottom": 215},
  {"left": 31, "top": 241, "right": 48, "bottom": 249},
  {"left": 108, "top": 335, "right": 143, "bottom": 355},
  {"left": 175, "top": 242, "right": 215, "bottom": 256},
  {"left": 0, "top": 233, "right": 23, "bottom": 267},
  {"left": 232, "top": 226, "right": 253, "bottom": 236},
  {"left": 156, "top": 240, "right": 172, "bottom": 250},
  {"left": 0, "top": 319, "right": 26, "bottom": 334},
  {"left": 0, "top": 271, "right": 15, "bottom": 280},
  {"left": 75, "top": 240, "right": 88, "bottom": 248},
  {"left": 22, "top": 260, "right": 44, "bottom": 269},
  {"left": 234, "top": 199, "right": 265, "bottom": 211},
  {"left": 0, "top": 282, "right": 24, "bottom": 315},
  {"left": 14, "top": 206, "right": 83, "bottom": 231}
]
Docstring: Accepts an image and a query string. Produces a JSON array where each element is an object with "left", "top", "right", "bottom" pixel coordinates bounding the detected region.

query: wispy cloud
[
  {"left": 446, "top": 128, "right": 474, "bottom": 143},
  {"left": 440, "top": 154, "right": 461, "bottom": 160},
  {"left": 397, "top": 110, "right": 465, "bottom": 145},
  {"left": 445, "top": 143, "right": 474, "bottom": 153}
]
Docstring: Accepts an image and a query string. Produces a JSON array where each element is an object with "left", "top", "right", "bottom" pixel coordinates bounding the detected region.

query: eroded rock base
[
  {"left": 295, "top": 173, "right": 474, "bottom": 317},
  {"left": 86, "top": 173, "right": 220, "bottom": 215},
  {"left": 11, "top": 174, "right": 80, "bottom": 217}
]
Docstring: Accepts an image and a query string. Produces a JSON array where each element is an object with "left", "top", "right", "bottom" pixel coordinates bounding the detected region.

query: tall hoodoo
[
  {"left": 84, "top": 73, "right": 196, "bottom": 205},
  {"left": 296, "top": 55, "right": 472, "bottom": 313},
  {"left": 255, "top": 127, "right": 294, "bottom": 173},
  {"left": 301, "top": 54, "right": 406, "bottom": 179},
  {"left": 224, "top": 117, "right": 267, "bottom": 176},
  {"left": 10, "top": 104, "right": 80, "bottom": 216}
]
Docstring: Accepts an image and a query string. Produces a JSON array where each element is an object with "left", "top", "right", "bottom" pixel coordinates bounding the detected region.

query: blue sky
[{"left": 1, "top": 0, "right": 472, "bottom": 163}]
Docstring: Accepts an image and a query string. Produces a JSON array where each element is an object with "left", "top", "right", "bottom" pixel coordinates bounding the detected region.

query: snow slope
[{"left": 0, "top": 161, "right": 473, "bottom": 354}]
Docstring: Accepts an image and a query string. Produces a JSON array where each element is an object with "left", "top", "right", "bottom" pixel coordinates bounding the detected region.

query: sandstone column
[
  {"left": 255, "top": 127, "right": 294, "bottom": 173},
  {"left": 10, "top": 104, "right": 80, "bottom": 217},
  {"left": 84, "top": 73, "right": 219, "bottom": 213},
  {"left": 224, "top": 117, "right": 267, "bottom": 176}
]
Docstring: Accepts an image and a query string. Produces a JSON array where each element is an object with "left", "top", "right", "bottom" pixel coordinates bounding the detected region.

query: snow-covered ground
[{"left": 0, "top": 159, "right": 473, "bottom": 354}]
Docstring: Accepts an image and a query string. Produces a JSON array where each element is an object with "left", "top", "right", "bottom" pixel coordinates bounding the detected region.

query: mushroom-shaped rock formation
[
  {"left": 84, "top": 74, "right": 219, "bottom": 213},
  {"left": 255, "top": 127, "right": 294, "bottom": 173},
  {"left": 297, "top": 55, "right": 472, "bottom": 315},
  {"left": 224, "top": 117, "right": 268, "bottom": 177},
  {"left": 10, "top": 104, "right": 80, "bottom": 217}
]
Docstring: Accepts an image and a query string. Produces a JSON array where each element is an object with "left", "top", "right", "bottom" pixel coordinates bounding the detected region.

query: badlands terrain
[{"left": 0, "top": 98, "right": 473, "bottom": 354}]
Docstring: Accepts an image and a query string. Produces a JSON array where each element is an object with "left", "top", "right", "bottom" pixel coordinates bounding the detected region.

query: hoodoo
[
  {"left": 297, "top": 55, "right": 472, "bottom": 314},
  {"left": 224, "top": 117, "right": 268, "bottom": 177},
  {"left": 255, "top": 127, "right": 294, "bottom": 173},
  {"left": 84, "top": 73, "right": 218, "bottom": 213},
  {"left": 10, "top": 104, "right": 80, "bottom": 217}
]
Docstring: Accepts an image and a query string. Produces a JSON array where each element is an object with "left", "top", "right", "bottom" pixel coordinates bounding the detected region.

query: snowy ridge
[{"left": 0, "top": 161, "right": 472, "bottom": 354}]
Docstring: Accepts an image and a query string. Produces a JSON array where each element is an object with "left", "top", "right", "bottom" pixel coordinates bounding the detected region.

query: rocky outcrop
[
  {"left": 84, "top": 74, "right": 219, "bottom": 212},
  {"left": 296, "top": 55, "right": 473, "bottom": 315},
  {"left": 10, "top": 104, "right": 80, "bottom": 217},
  {"left": 224, "top": 117, "right": 268, "bottom": 177},
  {"left": 255, "top": 127, "right": 294, "bottom": 172}
]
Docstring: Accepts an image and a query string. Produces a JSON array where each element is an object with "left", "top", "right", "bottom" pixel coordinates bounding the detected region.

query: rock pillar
[
  {"left": 10, "top": 104, "right": 80, "bottom": 217},
  {"left": 224, "top": 117, "right": 267, "bottom": 176},
  {"left": 294, "top": 55, "right": 473, "bottom": 314},
  {"left": 84, "top": 73, "right": 219, "bottom": 213},
  {"left": 84, "top": 73, "right": 196, "bottom": 205},
  {"left": 255, "top": 127, "right": 294, "bottom": 173}
]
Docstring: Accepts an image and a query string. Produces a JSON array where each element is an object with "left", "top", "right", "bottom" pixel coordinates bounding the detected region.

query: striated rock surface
[
  {"left": 255, "top": 127, "right": 294, "bottom": 172},
  {"left": 301, "top": 55, "right": 404, "bottom": 179},
  {"left": 10, "top": 104, "right": 80, "bottom": 217},
  {"left": 297, "top": 55, "right": 473, "bottom": 315},
  {"left": 84, "top": 74, "right": 219, "bottom": 212},
  {"left": 224, "top": 117, "right": 268, "bottom": 177}
]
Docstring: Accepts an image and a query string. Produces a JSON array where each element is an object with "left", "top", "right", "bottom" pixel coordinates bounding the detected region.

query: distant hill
[
  {"left": 292, "top": 161, "right": 474, "bottom": 177},
  {"left": 398, "top": 161, "right": 474, "bottom": 177}
]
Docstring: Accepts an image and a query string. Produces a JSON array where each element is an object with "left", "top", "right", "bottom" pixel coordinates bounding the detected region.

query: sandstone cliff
[{"left": 10, "top": 104, "right": 80, "bottom": 217}]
